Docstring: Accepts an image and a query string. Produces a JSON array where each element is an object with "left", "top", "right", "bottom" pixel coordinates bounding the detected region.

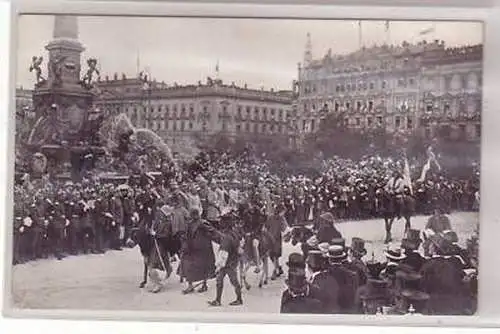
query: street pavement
[{"left": 10, "top": 212, "right": 478, "bottom": 313}]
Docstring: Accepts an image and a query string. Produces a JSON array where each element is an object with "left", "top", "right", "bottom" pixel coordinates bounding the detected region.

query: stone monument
[{"left": 27, "top": 15, "right": 105, "bottom": 180}]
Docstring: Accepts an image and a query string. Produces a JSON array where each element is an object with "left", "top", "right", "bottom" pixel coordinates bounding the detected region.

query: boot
[
  {"left": 198, "top": 281, "right": 208, "bottom": 293},
  {"left": 229, "top": 289, "right": 243, "bottom": 306},
  {"left": 208, "top": 285, "right": 223, "bottom": 307}
]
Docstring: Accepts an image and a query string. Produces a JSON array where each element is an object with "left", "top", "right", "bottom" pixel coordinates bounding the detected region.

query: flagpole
[{"left": 358, "top": 20, "right": 362, "bottom": 49}]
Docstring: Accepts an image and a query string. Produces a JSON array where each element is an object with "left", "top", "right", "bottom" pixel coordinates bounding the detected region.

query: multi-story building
[
  {"left": 15, "top": 87, "right": 33, "bottom": 113},
  {"left": 94, "top": 74, "right": 296, "bottom": 149},
  {"left": 296, "top": 34, "right": 482, "bottom": 142}
]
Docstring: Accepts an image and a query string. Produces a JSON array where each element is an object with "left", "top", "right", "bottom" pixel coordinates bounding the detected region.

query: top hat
[
  {"left": 286, "top": 268, "right": 308, "bottom": 292},
  {"left": 306, "top": 250, "right": 326, "bottom": 270},
  {"left": 287, "top": 252, "right": 306, "bottom": 269},
  {"left": 351, "top": 237, "right": 367, "bottom": 256},
  {"left": 330, "top": 238, "right": 346, "bottom": 249},
  {"left": 327, "top": 245, "right": 347, "bottom": 262}
]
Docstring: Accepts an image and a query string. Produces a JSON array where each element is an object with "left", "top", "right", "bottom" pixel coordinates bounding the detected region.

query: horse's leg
[
  {"left": 243, "top": 262, "right": 251, "bottom": 290},
  {"left": 384, "top": 217, "right": 393, "bottom": 244},
  {"left": 139, "top": 256, "right": 148, "bottom": 288},
  {"left": 258, "top": 255, "right": 269, "bottom": 288},
  {"left": 404, "top": 215, "right": 411, "bottom": 233}
]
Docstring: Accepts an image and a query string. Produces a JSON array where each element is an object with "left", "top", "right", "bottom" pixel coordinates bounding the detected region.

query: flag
[
  {"left": 385, "top": 20, "right": 390, "bottom": 32},
  {"left": 403, "top": 157, "right": 413, "bottom": 195},
  {"left": 419, "top": 26, "right": 435, "bottom": 35},
  {"left": 215, "top": 60, "right": 219, "bottom": 73},
  {"left": 418, "top": 146, "right": 441, "bottom": 182}
]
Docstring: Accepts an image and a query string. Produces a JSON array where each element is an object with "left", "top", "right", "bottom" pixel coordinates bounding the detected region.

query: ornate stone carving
[
  {"left": 29, "top": 56, "right": 45, "bottom": 86},
  {"left": 80, "top": 58, "right": 100, "bottom": 89}
]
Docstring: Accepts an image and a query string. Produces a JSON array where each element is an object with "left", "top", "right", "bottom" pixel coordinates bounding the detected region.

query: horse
[
  {"left": 375, "top": 188, "right": 415, "bottom": 244},
  {"left": 238, "top": 229, "right": 274, "bottom": 290}
]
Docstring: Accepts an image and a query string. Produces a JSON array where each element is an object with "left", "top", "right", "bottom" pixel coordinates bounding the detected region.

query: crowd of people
[{"left": 12, "top": 148, "right": 479, "bottom": 315}]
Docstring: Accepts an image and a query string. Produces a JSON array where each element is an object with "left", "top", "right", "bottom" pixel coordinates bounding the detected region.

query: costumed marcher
[
  {"left": 180, "top": 208, "right": 217, "bottom": 295},
  {"left": 208, "top": 214, "right": 243, "bottom": 307},
  {"left": 265, "top": 203, "right": 289, "bottom": 280},
  {"left": 147, "top": 204, "right": 174, "bottom": 293}
]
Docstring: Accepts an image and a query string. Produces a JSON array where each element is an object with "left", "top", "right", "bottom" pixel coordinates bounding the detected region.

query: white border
[{"left": 3, "top": 0, "right": 500, "bottom": 330}]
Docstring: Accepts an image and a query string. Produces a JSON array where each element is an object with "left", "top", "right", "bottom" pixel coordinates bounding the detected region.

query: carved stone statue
[
  {"left": 80, "top": 58, "right": 100, "bottom": 89},
  {"left": 29, "top": 56, "right": 45, "bottom": 85},
  {"left": 50, "top": 55, "right": 67, "bottom": 87}
]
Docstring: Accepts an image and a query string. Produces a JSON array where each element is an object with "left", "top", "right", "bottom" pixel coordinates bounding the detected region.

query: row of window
[
  {"left": 302, "top": 77, "right": 417, "bottom": 95},
  {"left": 144, "top": 120, "right": 288, "bottom": 135}
]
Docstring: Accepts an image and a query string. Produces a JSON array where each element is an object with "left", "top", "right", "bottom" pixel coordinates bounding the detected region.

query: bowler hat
[{"left": 287, "top": 252, "right": 306, "bottom": 269}]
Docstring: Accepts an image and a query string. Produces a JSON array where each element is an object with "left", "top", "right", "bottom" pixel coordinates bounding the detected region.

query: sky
[{"left": 15, "top": 15, "right": 483, "bottom": 91}]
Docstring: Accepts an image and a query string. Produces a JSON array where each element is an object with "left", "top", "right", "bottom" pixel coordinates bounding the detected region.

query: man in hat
[
  {"left": 326, "top": 245, "right": 357, "bottom": 313},
  {"left": 306, "top": 249, "right": 340, "bottom": 313},
  {"left": 420, "top": 231, "right": 474, "bottom": 315},
  {"left": 265, "top": 203, "right": 289, "bottom": 280},
  {"left": 347, "top": 237, "right": 369, "bottom": 287},
  {"left": 400, "top": 229, "right": 426, "bottom": 272},
  {"left": 280, "top": 253, "right": 323, "bottom": 314},
  {"left": 423, "top": 207, "right": 452, "bottom": 256},
  {"left": 208, "top": 214, "right": 243, "bottom": 307}
]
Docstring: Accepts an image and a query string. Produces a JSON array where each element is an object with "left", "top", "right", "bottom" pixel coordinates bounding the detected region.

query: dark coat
[
  {"left": 180, "top": 219, "right": 216, "bottom": 283},
  {"left": 317, "top": 224, "right": 342, "bottom": 243},
  {"left": 265, "top": 214, "right": 288, "bottom": 258},
  {"left": 420, "top": 256, "right": 470, "bottom": 315},
  {"left": 280, "top": 285, "right": 324, "bottom": 314},
  {"left": 310, "top": 270, "right": 340, "bottom": 313},
  {"left": 328, "top": 264, "right": 358, "bottom": 313},
  {"left": 400, "top": 250, "right": 426, "bottom": 272}
]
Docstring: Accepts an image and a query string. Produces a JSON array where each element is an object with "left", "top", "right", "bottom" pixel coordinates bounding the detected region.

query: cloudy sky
[{"left": 16, "top": 15, "right": 483, "bottom": 91}]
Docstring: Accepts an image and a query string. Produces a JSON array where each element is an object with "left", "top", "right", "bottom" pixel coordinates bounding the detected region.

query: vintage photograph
[{"left": 11, "top": 14, "right": 481, "bottom": 316}]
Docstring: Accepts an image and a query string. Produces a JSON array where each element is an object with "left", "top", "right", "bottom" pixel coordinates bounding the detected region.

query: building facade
[
  {"left": 296, "top": 35, "right": 482, "bottom": 142},
  {"left": 94, "top": 75, "right": 296, "bottom": 148}
]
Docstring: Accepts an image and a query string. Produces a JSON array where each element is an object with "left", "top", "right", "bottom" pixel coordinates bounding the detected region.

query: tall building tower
[{"left": 303, "top": 32, "right": 312, "bottom": 67}]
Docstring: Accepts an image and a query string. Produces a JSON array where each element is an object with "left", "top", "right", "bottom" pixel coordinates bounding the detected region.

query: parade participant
[
  {"left": 400, "top": 229, "right": 426, "bottom": 272},
  {"left": 326, "top": 245, "right": 357, "bottom": 313},
  {"left": 423, "top": 207, "right": 452, "bottom": 256},
  {"left": 147, "top": 204, "right": 174, "bottom": 293},
  {"left": 265, "top": 203, "right": 289, "bottom": 280},
  {"left": 48, "top": 200, "right": 66, "bottom": 260},
  {"left": 384, "top": 170, "right": 406, "bottom": 219},
  {"left": 205, "top": 180, "right": 221, "bottom": 223},
  {"left": 306, "top": 249, "right": 340, "bottom": 313},
  {"left": 170, "top": 193, "right": 189, "bottom": 262},
  {"left": 280, "top": 254, "right": 323, "bottom": 314},
  {"left": 120, "top": 184, "right": 136, "bottom": 247},
  {"left": 208, "top": 215, "right": 243, "bottom": 307},
  {"left": 109, "top": 189, "right": 124, "bottom": 250},
  {"left": 180, "top": 208, "right": 216, "bottom": 295},
  {"left": 316, "top": 212, "right": 342, "bottom": 244}
]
